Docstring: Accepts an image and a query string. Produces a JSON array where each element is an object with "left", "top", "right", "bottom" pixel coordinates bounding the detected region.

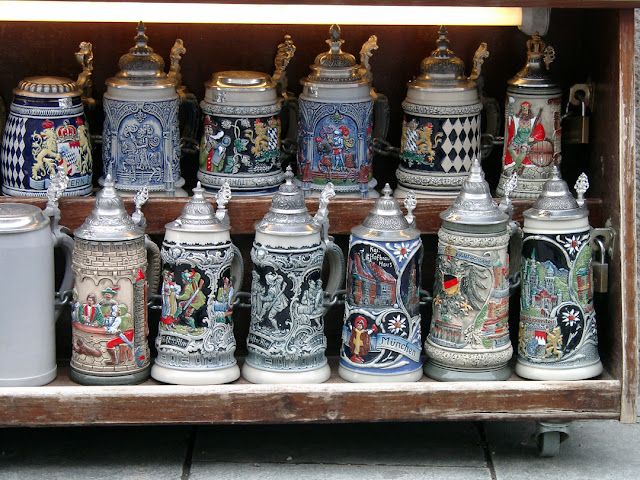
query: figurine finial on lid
[
  {"left": 132, "top": 186, "right": 149, "bottom": 228},
  {"left": 215, "top": 182, "right": 232, "bottom": 225},
  {"left": 359, "top": 35, "right": 378, "bottom": 83},
  {"left": 574, "top": 172, "right": 589, "bottom": 207},
  {"left": 404, "top": 190, "right": 417, "bottom": 227},
  {"left": 45, "top": 162, "right": 69, "bottom": 210}
]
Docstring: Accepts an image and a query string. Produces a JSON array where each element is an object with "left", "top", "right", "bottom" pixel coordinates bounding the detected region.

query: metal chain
[
  {"left": 54, "top": 289, "right": 75, "bottom": 308},
  {"left": 373, "top": 137, "right": 401, "bottom": 159}
]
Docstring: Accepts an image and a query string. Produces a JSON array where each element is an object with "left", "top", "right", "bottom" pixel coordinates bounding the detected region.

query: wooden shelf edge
[
  {"left": 0, "top": 364, "right": 621, "bottom": 427},
  {"left": 0, "top": 196, "right": 605, "bottom": 235}
]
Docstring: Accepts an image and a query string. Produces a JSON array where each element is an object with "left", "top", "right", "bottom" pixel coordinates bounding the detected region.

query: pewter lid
[
  {"left": 74, "top": 175, "right": 144, "bottom": 241},
  {"left": 13, "top": 76, "right": 80, "bottom": 98},
  {"left": 524, "top": 166, "right": 588, "bottom": 221},
  {"left": 441, "top": 158, "right": 509, "bottom": 233},
  {"left": 0, "top": 204, "right": 49, "bottom": 233},
  {"left": 303, "top": 24, "right": 364, "bottom": 84},
  {"left": 256, "top": 168, "right": 318, "bottom": 236},
  {"left": 352, "top": 184, "right": 420, "bottom": 240},
  {"left": 412, "top": 26, "right": 472, "bottom": 89},
  {"left": 203, "top": 70, "right": 278, "bottom": 105},
  {"left": 107, "top": 21, "right": 175, "bottom": 88},
  {"left": 207, "top": 71, "right": 276, "bottom": 91},
  {"left": 509, "top": 32, "right": 557, "bottom": 88},
  {"left": 165, "top": 182, "right": 230, "bottom": 233}
]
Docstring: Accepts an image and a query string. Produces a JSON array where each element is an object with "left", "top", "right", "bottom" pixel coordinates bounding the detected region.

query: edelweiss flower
[
  {"left": 387, "top": 315, "right": 406, "bottom": 334},
  {"left": 562, "top": 309, "right": 581, "bottom": 328},
  {"left": 392, "top": 242, "right": 411, "bottom": 261},
  {"left": 241, "top": 118, "right": 251, "bottom": 128},
  {"left": 562, "top": 234, "right": 586, "bottom": 255},
  {"left": 221, "top": 119, "right": 232, "bottom": 130}
]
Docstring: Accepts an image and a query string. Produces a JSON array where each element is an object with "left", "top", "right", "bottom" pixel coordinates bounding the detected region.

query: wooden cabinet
[{"left": 0, "top": 2, "right": 637, "bottom": 426}]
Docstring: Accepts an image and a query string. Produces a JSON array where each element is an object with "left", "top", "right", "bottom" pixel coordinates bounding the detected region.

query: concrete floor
[{"left": 1, "top": 412, "right": 639, "bottom": 480}]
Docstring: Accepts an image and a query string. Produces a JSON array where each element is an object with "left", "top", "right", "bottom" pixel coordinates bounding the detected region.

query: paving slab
[
  {"left": 485, "top": 420, "right": 640, "bottom": 480},
  {"left": 189, "top": 462, "right": 493, "bottom": 480},
  {"left": 193, "top": 422, "right": 488, "bottom": 468},
  {"left": 0, "top": 426, "right": 192, "bottom": 480}
]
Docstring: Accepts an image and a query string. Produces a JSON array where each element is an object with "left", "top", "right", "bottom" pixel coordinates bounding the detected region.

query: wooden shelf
[
  {"left": 0, "top": 5, "right": 637, "bottom": 427},
  {"left": 0, "top": 360, "right": 622, "bottom": 427},
  {"left": 0, "top": 196, "right": 605, "bottom": 235}
]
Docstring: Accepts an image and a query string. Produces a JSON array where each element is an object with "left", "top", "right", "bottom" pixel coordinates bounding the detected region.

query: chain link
[
  {"left": 373, "top": 137, "right": 401, "bottom": 159},
  {"left": 54, "top": 289, "right": 75, "bottom": 308}
]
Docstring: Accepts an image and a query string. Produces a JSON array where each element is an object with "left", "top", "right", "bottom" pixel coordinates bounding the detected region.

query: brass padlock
[
  {"left": 592, "top": 237, "right": 608, "bottom": 293},
  {"left": 563, "top": 112, "right": 589, "bottom": 144},
  {"left": 563, "top": 83, "right": 593, "bottom": 145}
]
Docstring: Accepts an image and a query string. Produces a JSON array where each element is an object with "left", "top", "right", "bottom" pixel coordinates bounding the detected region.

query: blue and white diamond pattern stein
[
  {"left": 243, "top": 168, "right": 345, "bottom": 383},
  {"left": 0, "top": 168, "right": 73, "bottom": 386},
  {"left": 496, "top": 33, "right": 562, "bottom": 198},
  {"left": 70, "top": 176, "right": 161, "bottom": 385},
  {"left": 396, "top": 26, "right": 488, "bottom": 198},
  {"left": 198, "top": 35, "right": 296, "bottom": 195},
  {"left": 423, "top": 160, "right": 518, "bottom": 381},
  {"left": 339, "top": 185, "right": 424, "bottom": 383},
  {"left": 516, "top": 167, "right": 603, "bottom": 380},
  {"left": 297, "top": 24, "right": 385, "bottom": 198},
  {"left": 151, "top": 182, "right": 244, "bottom": 385},
  {"left": 101, "top": 21, "right": 185, "bottom": 195},
  {"left": 1, "top": 42, "right": 95, "bottom": 197}
]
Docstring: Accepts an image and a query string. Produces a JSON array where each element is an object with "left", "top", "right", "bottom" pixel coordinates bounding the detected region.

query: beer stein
[
  {"left": 424, "top": 159, "right": 518, "bottom": 381},
  {"left": 496, "top": 33, "right": 561, "bottom": 198},
  {"left": 339, "top": 185, "right": 424, "bottom": 383},
  {"left": 0, "top": 167, "right": 73, "bottom": 385},
  {"left": 243, "top": 167, "right": 345, "bottom": 383},
  {"left": 151, "top": 182, "right": 243, "bottom": 385},
  {"left": 516, "top": 167, "right": 603, "bottom": 380},
  {"left": 396, "top": 26, "right": 488, "bottom": 198},
  {"left": 70, "top": 175, "right": 161, "bottom": 385},
  {"left": 297, "top": 24, "right": 387, "bottom": 198},
  {"left": 198, "top": 35, "right": 296, "bottom": 195},
  {"left": 1, "top": 43, "right": 94, "bottom": 197},
  {"left": 101, "top": 22, "right": 186, "bottom": 195}
]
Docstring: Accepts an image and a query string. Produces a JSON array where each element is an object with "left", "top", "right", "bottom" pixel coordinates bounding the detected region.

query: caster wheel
[{"left": 537, "top": 431, "right": 561, "bottom": 457}]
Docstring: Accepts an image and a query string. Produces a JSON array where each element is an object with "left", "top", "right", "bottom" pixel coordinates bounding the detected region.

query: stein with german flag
[{"left": 423, "top": 158, "right": 518, "bottom": 381}]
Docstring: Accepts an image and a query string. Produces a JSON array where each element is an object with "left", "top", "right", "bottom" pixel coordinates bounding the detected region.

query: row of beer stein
[
  {"left": 1, "top": 22, "right": 562, "bottom": 200},
  {"left": 0, "top": 153, "right": 602, "bottom": 386}
]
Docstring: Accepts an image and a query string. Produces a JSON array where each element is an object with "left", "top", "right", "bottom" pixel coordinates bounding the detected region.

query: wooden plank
[
  {"left": 615, "top": 9, "right": 639, "bottom": 424},
  {"left": 0, "top": 196, "right": 605, "bottom": 236},
  {"left": 0, "top": 364, "right": 621, "bottom": 427}
]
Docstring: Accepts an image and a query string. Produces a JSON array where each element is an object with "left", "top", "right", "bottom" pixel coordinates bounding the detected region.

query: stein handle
[
  {"left": 371, "top": 90, "right": 390, "bottom": 142},
  {"left": 230, "top": 244, "right": 244, "bottom": 299},
  {"left": 178, "top": 89, "right": 201, "bottom": 157},
  {"left": 145, "top": 235, "right": 162, "bottom": 296},
  {"left": 323, "top": 237, "right": 345, "bottom": 296},
  {"left": 508, "top": 221, "right": 523, "bottom": 297},
  {"left": 281, "top": 95, "right": 299, "bottom": 147},
  {"left": 480, "top": 96, "right": 502, "bottom": 161},
  {"left": 53, "top": 227, "right": 74, "bottom": 322}
]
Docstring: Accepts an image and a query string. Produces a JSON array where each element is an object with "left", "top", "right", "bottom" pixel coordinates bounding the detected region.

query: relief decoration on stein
[
  {"left": 518, "top": 231, "right": 597, "bottom": 364},
  {"left": 430, "top": 244, "right": 510, "bottom": 351},
  {"left": 247, "top": 246, "right": 327, "bottom": 370},
  {"left": 156, "top": 247, "right": 237, "bottom": 369},
  {"left": 341, "top": 238, "right": 422, "bottom": 372},
  {"left": 297, "top": 103, "right": 374, "bottom": 192},
  {"left": 502, "top": 98, "right": 560, "bottom": 177},
  {"left": 199, "top": 115, "right": 281, "bottom": 176},
  {"left": 71, "top": 279, "right": 148, "bottom": 370},
  {"left": 102, "top": 99, "right": 181, "bottom": 189}
]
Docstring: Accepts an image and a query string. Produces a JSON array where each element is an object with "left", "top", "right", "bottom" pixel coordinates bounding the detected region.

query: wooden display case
[{"left": 0, "top": 2, "right": 637, "bottom": 428}]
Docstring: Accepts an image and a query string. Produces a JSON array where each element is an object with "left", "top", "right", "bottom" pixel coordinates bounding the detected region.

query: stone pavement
[{"left": 1, "top": 412, "right": 638, "bottom": 480}]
